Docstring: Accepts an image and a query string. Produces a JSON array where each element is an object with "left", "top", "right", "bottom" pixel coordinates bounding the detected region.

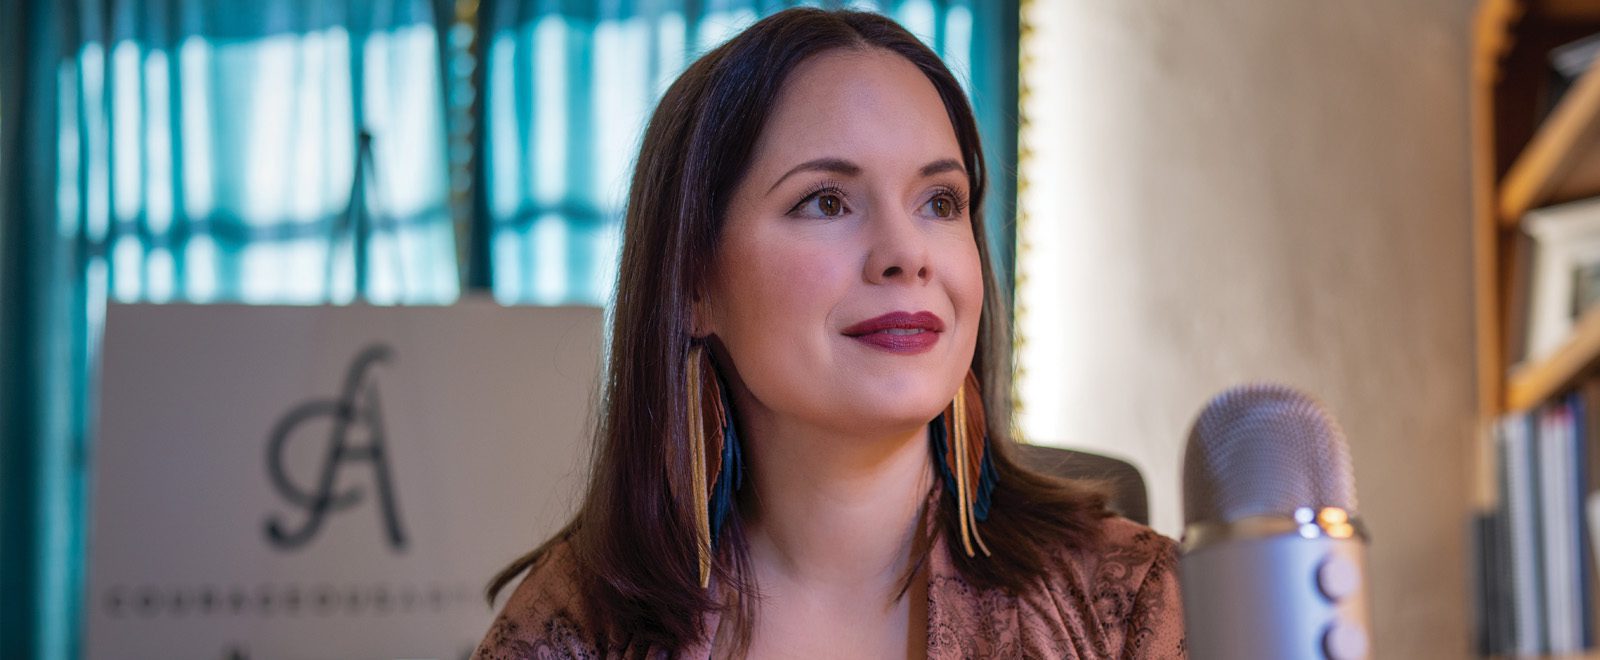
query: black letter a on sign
[{"left": 264, "top": 343, "right": 408, "bottom": 552}]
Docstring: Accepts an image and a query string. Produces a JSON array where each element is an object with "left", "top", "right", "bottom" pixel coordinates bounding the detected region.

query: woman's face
[{"left": 701, "top": 47, "right": 985, "bottom": 438}]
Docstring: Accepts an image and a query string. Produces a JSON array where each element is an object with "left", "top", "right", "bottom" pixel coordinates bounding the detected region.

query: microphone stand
[{"left": 326, "top": 129, "right": 409, "bottom": 304}]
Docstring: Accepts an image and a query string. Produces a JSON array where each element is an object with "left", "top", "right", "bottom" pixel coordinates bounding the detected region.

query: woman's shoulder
[
  {"left": 928, "top": 514, "right": 1187, "bottom": 657},
  {"left": 1029, "top": 515, "right": 1187, "bottom": 658},
  {"left": 472, "top": 539, "right": 609, "bottom": 660},
  {"left": 1069, "top": 515, "right": 1181, "bottom": 590}
]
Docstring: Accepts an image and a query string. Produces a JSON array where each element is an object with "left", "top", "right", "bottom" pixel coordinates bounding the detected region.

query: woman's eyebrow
[
  {"left": 768, "top": 157, "right": 861, "bottom": 194},
  {"left": 765, "top": 157, "right": 967, "bottom": 194},
  {"left": 919, "top": 158, "right": 964, "bottom": 178}
]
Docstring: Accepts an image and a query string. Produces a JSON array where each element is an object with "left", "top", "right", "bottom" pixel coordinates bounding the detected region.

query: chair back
[{"left": 1012, "top": 444, "right": 1150, "bottom": 526}]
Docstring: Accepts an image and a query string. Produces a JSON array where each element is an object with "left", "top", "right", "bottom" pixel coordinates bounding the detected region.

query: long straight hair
[{"left": 488, "top": 7, "right": 1110, "bottom": 653}]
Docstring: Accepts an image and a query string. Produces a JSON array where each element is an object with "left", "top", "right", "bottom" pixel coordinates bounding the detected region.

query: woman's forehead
[{"left": 747, "top": 48, "right": 964, "bottom": 184}]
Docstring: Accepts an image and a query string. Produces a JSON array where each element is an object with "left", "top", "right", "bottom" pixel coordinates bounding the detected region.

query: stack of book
[{"left": 1478, "top": 381, "right": 1600, "bottom": 655}]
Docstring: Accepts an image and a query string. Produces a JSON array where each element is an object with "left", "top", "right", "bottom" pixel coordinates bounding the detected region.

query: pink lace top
[{"left": 474, "top": 505, "right": 1187, "bottom": 659}]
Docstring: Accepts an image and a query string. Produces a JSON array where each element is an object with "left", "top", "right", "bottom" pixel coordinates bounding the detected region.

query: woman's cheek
[{"left": 760, "top": 243, "right": 854, "bottom": 310}]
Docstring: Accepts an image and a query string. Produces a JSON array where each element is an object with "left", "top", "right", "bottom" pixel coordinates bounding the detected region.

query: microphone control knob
[
  {"left": 1321, "top": 620, "right": 1369, "bottom": 660},
  {"left": 1316, "top": 554, "right": 1360, "bottom": 602}
]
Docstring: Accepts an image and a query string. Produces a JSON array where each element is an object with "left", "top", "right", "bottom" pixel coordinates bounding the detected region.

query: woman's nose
[{"left": 862, "top": 206, "right": 931, "bottom": 285}]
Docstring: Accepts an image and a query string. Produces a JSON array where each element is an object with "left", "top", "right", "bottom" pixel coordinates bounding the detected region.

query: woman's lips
[
  {"left": 850, "top": 330, "right": 939, "bottom": 353},
  {"left": 841, "top": 311, "right": 944, "bottom": 355}
]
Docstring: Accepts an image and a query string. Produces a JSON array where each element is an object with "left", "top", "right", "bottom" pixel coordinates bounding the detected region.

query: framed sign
[{"left": 88, "top": 299, "right": 602, "bottom": 660}]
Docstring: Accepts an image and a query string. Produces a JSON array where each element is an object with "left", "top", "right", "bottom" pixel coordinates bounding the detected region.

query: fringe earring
[
  {"left": 929, "top": 370, "right": 998, "bottom": 558},
  {"left": 685, "top": 342, "right": 744, "bottom": 589}
]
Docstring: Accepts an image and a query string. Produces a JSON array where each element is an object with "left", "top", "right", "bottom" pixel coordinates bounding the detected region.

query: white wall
[{"left": 1014, "top": 1, "right": 1477, "bottom": 657}]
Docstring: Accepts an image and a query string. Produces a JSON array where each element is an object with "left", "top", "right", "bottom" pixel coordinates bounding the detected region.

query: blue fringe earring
[
  {"left": 686, "top": 342, "right": 743, "bottom": 588},
  {"left": 929, "top": 370, "right": 998, "bottom": 557}
]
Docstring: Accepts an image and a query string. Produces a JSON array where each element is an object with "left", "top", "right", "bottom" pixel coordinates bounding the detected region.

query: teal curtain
[
  {"left": 60, "top": 0, "right": 458, "bottom": 306},
  {"left": 480, "top": 0, "right": 1018, "bottom": 305},
  {"left": 2, "top": 1, "right": 454, "bottom": 657},
  {"left": 2, "top": 3, "right": 76, "bottom": 657}
]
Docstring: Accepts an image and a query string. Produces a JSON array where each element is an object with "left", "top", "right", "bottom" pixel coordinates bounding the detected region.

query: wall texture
[{"left": 1013, "top": 1, "right": 1478, "bottom": 657}]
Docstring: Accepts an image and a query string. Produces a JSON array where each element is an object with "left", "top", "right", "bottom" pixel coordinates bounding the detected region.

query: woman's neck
[{"left": 738, "top": 413, "right": 934, "bottom": 595}]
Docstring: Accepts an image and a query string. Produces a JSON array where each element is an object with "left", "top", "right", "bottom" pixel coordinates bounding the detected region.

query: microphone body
[
  {"left": 1181, "top": 529, "right": 1371, "bottom": 659},
  {"left": 1179, "top": 384, "right": 1373, "bottom": 660}
]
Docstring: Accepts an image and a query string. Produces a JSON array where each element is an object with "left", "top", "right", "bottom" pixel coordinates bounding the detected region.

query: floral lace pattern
[
  {"left": 923, "top": 517, "right": 1187, "bottom": 658},
  {"left": 473, "top": 502, "right": 1186, "bottom": 659},
  {"left": 475, "top": 613, "right": 605, "bottom": 660}
]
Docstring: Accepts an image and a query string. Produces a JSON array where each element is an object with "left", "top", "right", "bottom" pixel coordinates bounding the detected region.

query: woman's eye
[
  {"left": 795, "top": 192, "right": 847, "bottom": 218},
  {"left": 924, "top": 193, "right": 959, "bottom": 219},
  {"left": 818, "top": 194, "right": 844, "bottom": 216}
]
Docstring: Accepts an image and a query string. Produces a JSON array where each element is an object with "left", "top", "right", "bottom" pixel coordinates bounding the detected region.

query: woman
[{"left": 475, "top": 7, "right": 1185, "bottom": 658}]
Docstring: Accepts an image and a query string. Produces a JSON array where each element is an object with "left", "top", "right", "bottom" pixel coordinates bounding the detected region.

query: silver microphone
[{"left": 1179, "top": 383, "right": 1373, "bottom": 660}]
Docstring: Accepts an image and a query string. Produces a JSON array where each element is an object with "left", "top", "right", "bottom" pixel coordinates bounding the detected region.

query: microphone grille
[{"left": 1182, "top": 383, "right": 1357, "bottom": 527}]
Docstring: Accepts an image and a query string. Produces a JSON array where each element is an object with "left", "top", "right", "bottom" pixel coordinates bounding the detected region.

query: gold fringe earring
[
  {"left": 686, "top": 343, "right": 713, "bottom": 588},
  {"left": 941, "top": 370, "right": 994, "bottom": 558},
  {"left": 683, "top": 342, "right": 743, "bottom": 589}
]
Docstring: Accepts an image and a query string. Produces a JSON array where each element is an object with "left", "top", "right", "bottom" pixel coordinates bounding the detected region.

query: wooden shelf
[
  {"left": 1508, "top": 305, "right": 1600, "bottom": 410},
  {"left": 1538, "top": 0, "right": 1600, "bottom": 23},
  {"left": 1497, "top": 49, "right": 1600, "bottom": 226}
]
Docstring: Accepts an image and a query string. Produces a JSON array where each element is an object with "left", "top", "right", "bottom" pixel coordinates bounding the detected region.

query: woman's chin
[{"left": 826, "top": 397, "right": 951, "bottom": 435}]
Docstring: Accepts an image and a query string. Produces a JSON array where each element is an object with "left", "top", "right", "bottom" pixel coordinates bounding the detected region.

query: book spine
[
  {"left": 1585, "top": 379, "right": 1600, "bottom": 649},
  {"left": 1567, "top": 399, "right": 1589, "bottom": 651},
  {"left": 1506, "top": 411, "right": 1544, "bottom": 654},
  {"left": 1539, "top": 405, "right": 1564, "bottom": 652},
  {"left": 1571, "top": 391, "right": 1595, "bottom": 649}
]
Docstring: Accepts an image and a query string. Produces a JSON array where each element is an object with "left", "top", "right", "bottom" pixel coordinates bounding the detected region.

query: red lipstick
[{"left": 841, "top": 311, "right": 944, "bottom": 354}]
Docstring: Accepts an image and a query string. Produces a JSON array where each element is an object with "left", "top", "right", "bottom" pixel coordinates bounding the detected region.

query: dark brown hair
[{"left": 488, "top": 7, "right": 1109, "bottom": 653}]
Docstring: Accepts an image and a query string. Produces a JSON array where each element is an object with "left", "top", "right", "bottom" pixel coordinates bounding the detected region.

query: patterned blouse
[{"left": 474, "top": 493, "right": 1188, "bottom": 659}]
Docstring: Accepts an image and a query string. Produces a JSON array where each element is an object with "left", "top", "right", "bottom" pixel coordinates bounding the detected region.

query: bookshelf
[
  {"left": 1476, "top": 0, "right": 1600, "bottom": 414},
  {"left": 1475, "top": 1, "right": 1600, "bottom": 657}
]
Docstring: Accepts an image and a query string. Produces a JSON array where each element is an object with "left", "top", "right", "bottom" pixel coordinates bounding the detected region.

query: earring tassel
[
  {"left": 959, "top": 372, "right": 992, "bottom": 557},
  {"left": 687, "top": 348, "right": 713, "bottom": 588},
  {"left": 705, "top": 365, "right": 740, "bottom": 547},
  {"left": 930, "top": 372, "right": 996, "bottom": 559},
  {"left": 952, "top": 379, "right": 992, "bottom": 558}
]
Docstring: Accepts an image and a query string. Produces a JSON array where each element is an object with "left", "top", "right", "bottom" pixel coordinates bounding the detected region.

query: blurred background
[{"left": 7, "top": 0, "right": 1595, "bottom": 658}]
